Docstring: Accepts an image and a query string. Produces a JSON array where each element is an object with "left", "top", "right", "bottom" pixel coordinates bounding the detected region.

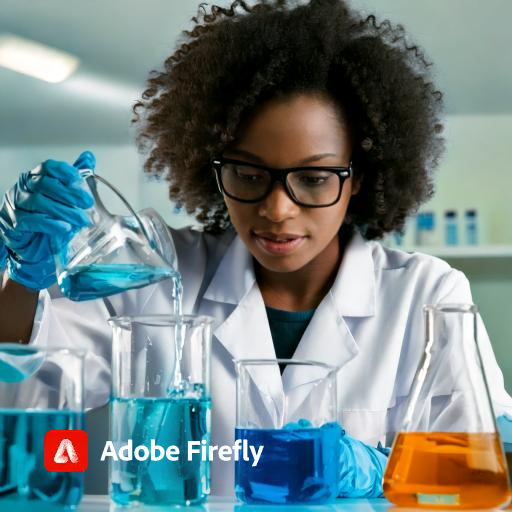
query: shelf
[{"left": 392, "top": 245, "right": 512, "bottom": 259}]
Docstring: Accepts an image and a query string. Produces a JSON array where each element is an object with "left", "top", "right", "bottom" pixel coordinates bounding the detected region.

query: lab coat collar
[
  {"left": 330, "top": 230, "right": 376, "bottom": 318},
  {"left": 204, "top": 229, "right": 376, "bottom": 318},
  {"left": 203, "top": 235, "right": 255, "bottom": 305},
  {"left": 205, "top": 230, "right": 376, "bottom": 424}
]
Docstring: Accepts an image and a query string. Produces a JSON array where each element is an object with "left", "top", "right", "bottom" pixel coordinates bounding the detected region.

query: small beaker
[
  {"left": 234, "top": 358, "right": 341, "bottom": 505},
  {"left": 54, "top": 170, "right": 178, "bottom": 301},
  {"left": 108, "top": 315, "right": 213, "bottom": 507},
  {"left": 384, "top": 304, "right": 511, "bottom": 509},
  {"left": 0, "top": 344, "right": 85, "bottom": 510}
]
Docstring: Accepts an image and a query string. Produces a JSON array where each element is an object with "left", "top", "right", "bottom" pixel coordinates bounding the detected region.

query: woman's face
[{"left": 223, "top": 93, "right": 357, "bottom": 274}]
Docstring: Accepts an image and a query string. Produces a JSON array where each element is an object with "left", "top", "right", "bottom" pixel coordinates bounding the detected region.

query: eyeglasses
[{"left": 212, "top": 157, "right": 352, "bottom": 208}]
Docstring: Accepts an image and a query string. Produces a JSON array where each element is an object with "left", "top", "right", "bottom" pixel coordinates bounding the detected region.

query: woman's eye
[
  {"left": 235, "top": 169, "right": 264, "bottom": 182},
  {"left": 297, "top": 174, "right": 331, "bottom": 186}
]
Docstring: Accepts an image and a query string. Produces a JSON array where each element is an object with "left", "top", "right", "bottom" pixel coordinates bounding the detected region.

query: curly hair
[{"left": 133, "top": 0, "right": 444, "bottom": 239}]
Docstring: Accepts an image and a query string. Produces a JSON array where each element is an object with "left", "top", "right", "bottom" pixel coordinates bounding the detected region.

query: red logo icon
[{"left": 44, "top": 430, "right": 88, "bottom": 472}]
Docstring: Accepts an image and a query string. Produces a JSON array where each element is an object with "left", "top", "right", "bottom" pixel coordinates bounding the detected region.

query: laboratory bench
[{"left": 79, "top": 495, "right": 394, "bottom": 511}]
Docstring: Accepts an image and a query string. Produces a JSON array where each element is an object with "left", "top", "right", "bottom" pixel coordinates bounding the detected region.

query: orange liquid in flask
[
  {"left": 506, "top": 450, "right": 512, "bottom": 509},
  {"left": 383, "top": 432, "right": 510, "bottom": 509}
]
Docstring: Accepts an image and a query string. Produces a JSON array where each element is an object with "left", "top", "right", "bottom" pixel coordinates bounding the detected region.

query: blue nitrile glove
[
  {"left": 0, "top": 238, "right": 6, "bottom": 269},
  {"left": 337, "top": 432, "right": 389, "bottom": 498},
  {"left": 497, "top": 414, "right": 512, "bottom": 451},
  {"left": 0, "top": 151, "right": 95, "bottom": 290}
]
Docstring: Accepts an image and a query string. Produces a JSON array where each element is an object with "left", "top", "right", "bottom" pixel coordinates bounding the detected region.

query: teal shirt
[{"left": 265, "top": 306, "right": 315, "bottom": 365}]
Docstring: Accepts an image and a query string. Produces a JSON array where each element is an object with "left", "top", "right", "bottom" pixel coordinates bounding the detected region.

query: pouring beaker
[
  {"left": 383, "top": 304, "right": 510, "bottom": 509},
  {"left": 108, "top": 314, "right": 213, "bottom": 507},
  {"left": 234, "top": 358, "right": 341, "bottom": 504},
  {"left": 54, "top": 170, "right": 178, "bottom": 301},
  {"left": 0, "top": 344, "right": 85, "bottom": 510}
]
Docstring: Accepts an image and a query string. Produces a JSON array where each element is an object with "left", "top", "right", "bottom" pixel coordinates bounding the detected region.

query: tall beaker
[
  {"left": 0, "top": 344, "right": 85, "bottom": 510},
  {"left": 234, "top": 358, "right": 341, "bottom": 504},
  {"left": 54, "top": 170, "right": 178, "bottom": 301},
  {"left": 384, "top": 304, "right": 510, "bottom": 509},
  {"left": 108, "top": 315, "right": 213, "bottom": 506}
]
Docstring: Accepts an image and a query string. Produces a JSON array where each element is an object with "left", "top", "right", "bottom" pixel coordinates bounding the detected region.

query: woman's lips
[{"left": 253, "top": 233, "right": 306, "bottom": 255}]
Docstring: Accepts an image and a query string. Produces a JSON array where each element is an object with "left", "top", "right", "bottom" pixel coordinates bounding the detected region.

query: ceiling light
[{"left": 0, "top": 34, "right": 79, "bottom": 83}]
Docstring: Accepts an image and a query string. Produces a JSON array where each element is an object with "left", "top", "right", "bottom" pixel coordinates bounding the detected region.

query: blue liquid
[
  {"left": 235, "top": 423, "right": 341, "bottom": 504},
  {"left": 59, "top": 263, "right": 176, "bottom": 301},
  {"left": 110, "top": 389, "right": 210, "bottom": 506},
  {"left": 0, "top": 409, "right": 83, "bottom": 510},
  {"left": 466, "top": 218, "right": 478, "bottom": 245}
]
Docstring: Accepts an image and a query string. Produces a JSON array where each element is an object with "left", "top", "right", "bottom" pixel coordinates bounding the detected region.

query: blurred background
[{"left": 1, "top": 0, "right": 511, "bottom": 492}]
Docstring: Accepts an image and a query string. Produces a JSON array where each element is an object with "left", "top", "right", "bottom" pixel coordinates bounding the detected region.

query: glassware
[
  {"left": 108, "top": 314, "right": 213, "bottom": 507},
  {"left": 234, "top": 358, "right": 341, "bottom": 505},
  {"left": 415, "top": 211, "right": 436, "bottom": 246},
  {"left": 384, "top": 304, "right": 510, "bottom": 509},
  {"left": 465, "top": 209, "right": 478, "bottom": 245},
  {"left": 54, "top": 169, "right": 178, "bottom": 301},
  {"left": 0, "top": 344, "right": 85, "bottom": 510},
  {"left": 444, "top": 210, "right": 458, "bottom": 246},
  {"left": 506, "top": 448, "right": 512, "bottom": 509}
]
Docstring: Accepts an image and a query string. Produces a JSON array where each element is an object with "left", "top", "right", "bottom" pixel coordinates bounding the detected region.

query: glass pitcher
[
  {"left": 54, "top": 169, "right": 178, "bottom": 301},
  {"left": 108, "top": 314, "right": 213, "bottom": 507},
  {"left": 383, "top": 304, "right": 510, "bottom": 509},
  {"left": 0, "top": 344, "right": 85, "bottom": 510},
  {"left": 234, "top": 358, "right": 341, "bottom": 504}
]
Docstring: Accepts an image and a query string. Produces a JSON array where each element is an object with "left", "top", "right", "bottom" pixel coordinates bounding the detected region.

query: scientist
[{"left": 1, "top": 0, "right": 511, "bottom": 498}]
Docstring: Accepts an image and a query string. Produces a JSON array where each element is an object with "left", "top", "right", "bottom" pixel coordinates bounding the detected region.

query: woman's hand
[{"left": 0, "top": 151, "right": 95, "bottom": 290}]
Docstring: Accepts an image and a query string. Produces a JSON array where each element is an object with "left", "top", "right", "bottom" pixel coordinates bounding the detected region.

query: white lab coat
[{"left": 29, "top": 226, "right": 512, "bottom": 496}]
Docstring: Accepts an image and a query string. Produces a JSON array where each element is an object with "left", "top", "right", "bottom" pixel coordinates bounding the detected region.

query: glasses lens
[
  {"left": 287, "top": 170, "right": 341, "bottom": 206},
  {"left": 221, "top": 162, "right": 271, "bottom": 201}
]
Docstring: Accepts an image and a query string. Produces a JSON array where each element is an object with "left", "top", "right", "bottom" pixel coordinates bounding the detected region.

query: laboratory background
[{"left": 1, "top": 0, "right": 511, "bottom": 494}]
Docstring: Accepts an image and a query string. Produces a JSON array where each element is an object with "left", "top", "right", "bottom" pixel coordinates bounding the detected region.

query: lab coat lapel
[
  {"left": 204, "top": 236, "right": 284, "bottom": 426},
  {"left": 282, "top": 231, "right": 376, "bottom": 417}
]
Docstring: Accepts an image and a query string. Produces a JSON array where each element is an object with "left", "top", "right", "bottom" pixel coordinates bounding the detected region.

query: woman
[{"left": 1, "top": 0, "right": 511, "bottom": 497}]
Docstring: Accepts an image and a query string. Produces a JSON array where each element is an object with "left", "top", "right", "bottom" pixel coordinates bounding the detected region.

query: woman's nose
[{"left": 258, "top": 183, "right": 300, "bottom": 222}]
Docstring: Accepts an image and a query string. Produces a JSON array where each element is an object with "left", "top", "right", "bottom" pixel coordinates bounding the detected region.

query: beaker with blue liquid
[
  {"left": 0, "top": 344, "right": 85, "bottom": 510},
  {"left": 53, "top": 169, "right": 178, "bottom": 301},
  {"left": 108, "top": 314, "right": 213, "bottom": 507},
  {"left": 234, "top": 359, "right": 341, "bottom": 504}
]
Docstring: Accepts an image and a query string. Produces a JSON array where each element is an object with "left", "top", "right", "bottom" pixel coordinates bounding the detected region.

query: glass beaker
[
  {"left": 384, "top": 304, "right": 510, "bottom": 509},
  {"left": 234, "top": 358, "right": 341, "bottom": 505},
  {"left": 0, "top": 344, "right": 85, "bottom": 510},
  {"left": 108, "top": 315, "right": 213, "bottom": 507},
  {"left": 54, "top": 170, "right": 178, "bottom": 301}
]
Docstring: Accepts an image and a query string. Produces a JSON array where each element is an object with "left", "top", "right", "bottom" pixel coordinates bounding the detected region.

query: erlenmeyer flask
[
  {"left": 384, "top": 304, "right": 510, "bottom": 509},
  {"left": 54, "top": 170, "right": 179, "bottom": 301}
]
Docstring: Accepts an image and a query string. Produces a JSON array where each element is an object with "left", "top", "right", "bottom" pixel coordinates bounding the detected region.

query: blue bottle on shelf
[
  {"left": 444, "top": 210, "right": 458, "bottom": 246},
  {"left": 465, "top": 209, "right": 478, "bottom": 245},
  {"left": 415, "top": 212, "right": 436, "bottom": 246}
]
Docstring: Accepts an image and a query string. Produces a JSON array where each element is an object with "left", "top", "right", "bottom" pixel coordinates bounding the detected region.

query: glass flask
[
  {"left": 0, "top": 344, "right": 85, "bottom": 510},
  {"left": 54, "top": 169, "right": 178, "bottom": 301},
  {"left": 497, "top": 415, "right": 512, "bottom": 508},
  {"left": 108, "top": 314, "right": 213, "bottom": 507},
  {"left": 384, "top": 304, "right": 510, "bottom": 509},
  {"left": 234, "top": 358, "right": 341, "bottom": 505}
]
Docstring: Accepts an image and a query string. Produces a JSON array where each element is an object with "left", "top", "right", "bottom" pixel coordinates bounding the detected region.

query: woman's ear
[{"left": 351, "top": 174, "right": 363, "bottom": 196}]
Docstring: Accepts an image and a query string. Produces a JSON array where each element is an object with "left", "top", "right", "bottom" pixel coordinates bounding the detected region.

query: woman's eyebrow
[
  {"left": 297, "top": 153, "right": 338, "bottom": 165},
  {"left": 226, "top": 148, "right": 338, "bottom": 165}
]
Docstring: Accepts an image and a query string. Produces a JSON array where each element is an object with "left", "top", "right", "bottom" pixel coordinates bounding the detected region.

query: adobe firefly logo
[{"left": 44, "top": 430, "right": 88, "bottom": 472}]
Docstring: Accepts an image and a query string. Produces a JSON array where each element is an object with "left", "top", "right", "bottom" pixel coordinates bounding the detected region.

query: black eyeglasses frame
[{"left": 211, "top": 157, "right": 353, "bottom": 208}]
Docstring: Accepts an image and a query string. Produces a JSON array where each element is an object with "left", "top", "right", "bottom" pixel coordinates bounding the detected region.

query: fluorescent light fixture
[{"left": 0, "top": 34, "right": 79, "bottom": 83}]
